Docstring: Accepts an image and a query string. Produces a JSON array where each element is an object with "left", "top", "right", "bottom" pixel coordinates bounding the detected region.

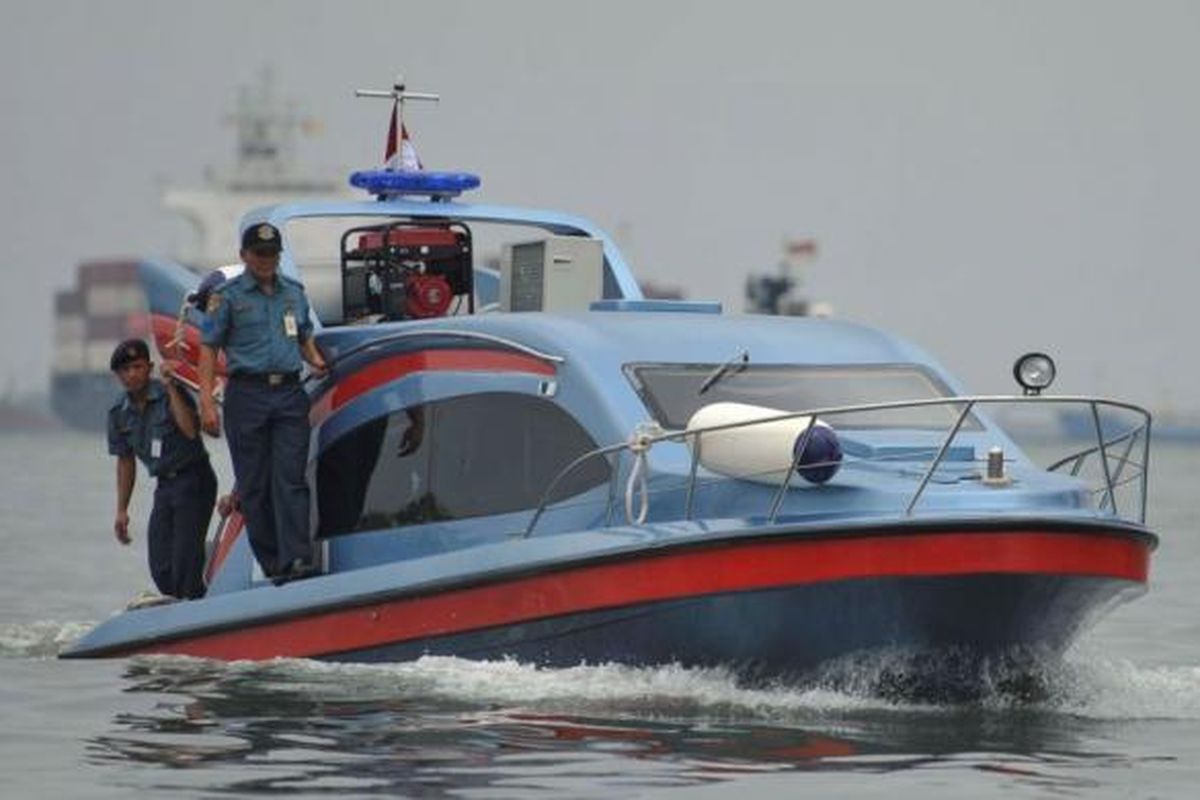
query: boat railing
[{"left": 523, "top": 395, "right": 1151, "bottom": 537}]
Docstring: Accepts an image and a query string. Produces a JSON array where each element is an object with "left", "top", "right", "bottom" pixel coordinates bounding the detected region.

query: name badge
[
  {"left": 151, "top": 438, "right": 162, "bottom": 459},
  {"left": 283, "top": 310, "right": 298, "bottom": 338}
]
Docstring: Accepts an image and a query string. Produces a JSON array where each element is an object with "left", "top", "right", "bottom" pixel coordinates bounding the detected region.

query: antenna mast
[{"left": 354, "top": 74, "right": 439, "bottom": 130}]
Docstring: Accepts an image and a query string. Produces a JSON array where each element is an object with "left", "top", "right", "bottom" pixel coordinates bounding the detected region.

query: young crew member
[
  {"left": 198, "top": 222, "right": 327, "bottom": 584},
  {"left": 107, "top": 339, "right": 217, "bottom": 599}
]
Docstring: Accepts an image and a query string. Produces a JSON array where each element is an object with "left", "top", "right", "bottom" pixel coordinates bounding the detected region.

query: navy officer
[
  {"left": 108, "top": 339, "right": 218, "bottom": 600},
  {"left": 198, "top": 222, "right": 328, "bottom": 584}
]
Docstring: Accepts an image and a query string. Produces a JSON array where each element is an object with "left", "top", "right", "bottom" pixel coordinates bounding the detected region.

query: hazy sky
[{"left": 2, "top": 1, "right": 1198, "bottom": 411}]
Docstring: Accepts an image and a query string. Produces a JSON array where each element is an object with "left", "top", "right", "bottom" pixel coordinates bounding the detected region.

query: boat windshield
[{"left": 625, "top": 363, "right": 981, "bottom": 431}]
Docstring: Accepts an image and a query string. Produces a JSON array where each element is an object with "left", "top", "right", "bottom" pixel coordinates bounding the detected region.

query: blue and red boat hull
[{"left": 62, "top": 522, "right": 1153, "bottom": 690}]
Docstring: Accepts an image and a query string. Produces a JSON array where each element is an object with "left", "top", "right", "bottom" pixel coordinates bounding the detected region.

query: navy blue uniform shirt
[
  {"left": 107, "top": 380, "right": 207, "bottom": 477},
  {"left": 200, "top": 270, "right": 314, "bottom": 375}
]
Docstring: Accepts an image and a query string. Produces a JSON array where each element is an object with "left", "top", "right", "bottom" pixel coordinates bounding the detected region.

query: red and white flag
[{"left": 384, "top": 100, "right": 422, "bottom": 171}]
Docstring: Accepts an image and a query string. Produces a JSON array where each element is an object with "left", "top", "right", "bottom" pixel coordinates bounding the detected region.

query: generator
[{"left": 339, "top": 222, "right": 474, "bottom": 323}]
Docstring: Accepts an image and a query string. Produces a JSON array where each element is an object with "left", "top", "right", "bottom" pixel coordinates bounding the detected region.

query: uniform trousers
[
  {"left": 223, "top": 379, "right": 313, "bottom": 576},
  {"left": 148, "top": 459, "right": 218, "bottom": 599}
]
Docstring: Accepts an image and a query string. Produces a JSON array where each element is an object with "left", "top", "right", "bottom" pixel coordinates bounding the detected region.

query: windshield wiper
[{"left": 698, "top": 348, "right": 749, "bottom": 395}]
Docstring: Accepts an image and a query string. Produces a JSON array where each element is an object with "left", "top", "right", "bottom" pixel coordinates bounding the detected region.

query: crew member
[
  {"left": 198, "top": 222, "right": 327, "bottom": 584},
  {"left": 107, "top": 339, "right": 217, "bottom": 600}
]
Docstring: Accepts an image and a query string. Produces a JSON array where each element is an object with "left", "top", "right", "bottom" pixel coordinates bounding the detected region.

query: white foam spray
[
  {"left": 11, "top": 620, "right": 1200, "bottom": 722},
  {"left": 0, "top": 620, "right": 95, "bottom": 659}
]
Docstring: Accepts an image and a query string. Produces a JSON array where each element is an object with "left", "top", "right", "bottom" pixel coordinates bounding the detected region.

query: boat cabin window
[
  {"left": 626, "top": 363, "right": 982, "bottom": 431},
  {"left": 316, "top": 392, "right": 610, "bottom": 537}
]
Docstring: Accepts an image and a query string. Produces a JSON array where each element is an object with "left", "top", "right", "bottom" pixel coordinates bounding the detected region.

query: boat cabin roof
[
  {"left": 242, "top": 197, "right": 644, "bottom": 301},
  {"left": 240, "top": 194, "right": 967, "bottom": 431}
]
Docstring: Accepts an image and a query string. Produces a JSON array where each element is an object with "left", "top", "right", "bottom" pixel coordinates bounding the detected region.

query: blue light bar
[{"left": 349, "top": 169, "right": 481, "bottom": 198}]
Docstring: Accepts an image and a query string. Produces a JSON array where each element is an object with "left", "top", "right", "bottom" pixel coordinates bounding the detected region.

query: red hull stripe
[
  {"left": 139, "top": 530, "right": 1149, "bottom": 661},
  {"left": 310, "top": 349, "right": 556, "bottom": 424}
]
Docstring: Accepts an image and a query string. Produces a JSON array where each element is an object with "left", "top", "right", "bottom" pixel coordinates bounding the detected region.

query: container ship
[
  {"left": 48, "top": 72, "right": 346, "bottom": 431},
  {"left": 51, "top": 262, "right": 150, "bottom": 431}
]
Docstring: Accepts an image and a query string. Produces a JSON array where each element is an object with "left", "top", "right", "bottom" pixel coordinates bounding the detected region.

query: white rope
[{"left": 623, "top": 422, "right": 662, "bottom": 525}]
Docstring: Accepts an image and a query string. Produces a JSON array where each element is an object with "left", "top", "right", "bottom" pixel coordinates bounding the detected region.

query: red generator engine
[{"left": 340, "top": 223, "right": 474, "bottom": 322}]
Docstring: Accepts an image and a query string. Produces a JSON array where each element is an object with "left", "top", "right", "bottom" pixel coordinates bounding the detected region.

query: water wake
[
  {"left": 123, "top": 647, "right": 1200, "bottom": 722},
  {"left": 1044, "top": 646, "right": 1200, "bottom": 720},
  {"left": 0, "top": 620, "right": 93, "bottom": 659},
  {"left": 12, "top": 616, "right": 1200, "bottom": 721}
]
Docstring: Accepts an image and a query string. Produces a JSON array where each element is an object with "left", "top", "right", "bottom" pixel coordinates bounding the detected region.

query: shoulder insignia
[
  {"left": 206, "top": 293, "right": 222, "bottom": 314},
  {"left": 281, "top": 275, "right": 308, "bottom": 295},
  {"left": 109, "top": 396, "right": 131, "bottom": 418}
]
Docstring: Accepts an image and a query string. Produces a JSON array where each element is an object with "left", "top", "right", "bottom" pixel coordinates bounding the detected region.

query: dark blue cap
[
  {"left": 109, "top": 339, "right": 150, "bottom": 371},
  {"left": 241, "top": 222, "right": 282, "bottom": 254}
]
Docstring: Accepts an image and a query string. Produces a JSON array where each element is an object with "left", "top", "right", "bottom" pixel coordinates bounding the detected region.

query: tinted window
[
  {"left": 627, "top": 363, "right": 980, "bottom": 431},
  {"left": 318, "top": 392, "right": 609, "bottom": 537}
]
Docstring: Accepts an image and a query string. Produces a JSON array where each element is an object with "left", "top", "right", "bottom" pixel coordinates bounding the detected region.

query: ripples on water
[
  {"left": 4, "top": 620, "right": 1199, "bottom": 797},
  {"left": 4, "top": 436, "right": 1198, "bottom": 796}
]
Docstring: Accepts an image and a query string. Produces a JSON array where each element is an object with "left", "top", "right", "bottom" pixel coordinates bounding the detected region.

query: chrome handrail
[
  {"left": 522, "top": 395, "right": 1152, "bottom": 537},
  {"left": 1045, "top": 423, "right": 1144, "bottom": 471},
  {"left": 904, "top": 400, "right": 977, "bottom": 516}
]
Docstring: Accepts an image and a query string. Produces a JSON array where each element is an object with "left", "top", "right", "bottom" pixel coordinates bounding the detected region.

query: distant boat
[
  {"left": 1152, "top": 416, "right": 1200, "bottom": 442},
  {"left": 48, "top": 72, "right": 348, "bottom": 432},
  {"left": 1058, "top": 408, "right": 1200, "bottom": 443},
  {"left": 0, "top": 390, "right": 59, "bottom": 432},
  {"left": 743, "top": 239, "right": 833, "bottom": 317}
]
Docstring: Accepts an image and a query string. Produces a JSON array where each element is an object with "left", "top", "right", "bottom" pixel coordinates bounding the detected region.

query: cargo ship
[
  {"left": 50, "top": 261, "right": 150, "bottom": 431},
  {"left": 48, "top": 72, "right": 346, "bottom": 431}
]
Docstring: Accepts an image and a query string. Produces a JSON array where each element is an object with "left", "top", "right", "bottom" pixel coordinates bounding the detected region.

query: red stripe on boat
[
  {"left": 310, "top": 349, "right": 556, "bottom": 424},
  {"left": 138, "top": 530, "right": 1149, "bottom": 660}
]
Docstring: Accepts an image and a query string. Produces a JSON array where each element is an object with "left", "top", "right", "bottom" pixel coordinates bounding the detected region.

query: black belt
[
  {"left": 158, "top": 458, "right": 208, "bottom": 480},
  {"left": 231, "top": 371, "right": 300, "bottom": 386}
]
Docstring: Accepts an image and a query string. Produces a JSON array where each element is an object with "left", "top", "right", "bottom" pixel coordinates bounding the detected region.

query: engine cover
[{"left": 405, "top": 273, "right": 454, "bottom": 318}]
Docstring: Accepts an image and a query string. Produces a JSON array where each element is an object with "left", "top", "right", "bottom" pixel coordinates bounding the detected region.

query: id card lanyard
[{"left": 283, "top": 305, "right": 298, "bottom": 338}]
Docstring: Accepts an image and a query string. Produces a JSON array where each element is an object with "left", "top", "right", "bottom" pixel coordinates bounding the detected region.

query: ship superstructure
[{"left": 49, "top": 72, "right": 349, "bottom": 431}]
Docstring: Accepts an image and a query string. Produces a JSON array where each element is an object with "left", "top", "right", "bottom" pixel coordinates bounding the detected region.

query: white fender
[{"left": 687, "top": 401, "right": 823, "bottom": 486}]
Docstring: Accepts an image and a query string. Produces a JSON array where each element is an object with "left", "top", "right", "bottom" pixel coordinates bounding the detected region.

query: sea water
[{"left": 2, "top": 430, "right": 1199, "bottom": 798}]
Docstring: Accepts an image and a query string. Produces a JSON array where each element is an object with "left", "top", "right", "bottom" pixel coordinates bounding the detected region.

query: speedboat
[{"left": 63, "top": 81, "right": 1156, "bottom": 693}]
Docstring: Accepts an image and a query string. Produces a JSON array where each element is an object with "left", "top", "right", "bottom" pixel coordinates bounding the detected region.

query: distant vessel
[
  {"left": 0, "top": 387, "right": 59, "bottom": 432},
  {"left": 1058, "top": 407, "right": 1200, "bottom": 443},
  {"left": 49, "top": 72, "right": 348, "bottom": 431},
  {"left": 161, "top": 71, "right": 346, "bottom": 269},
  {"left": 744, "top": 239, "right": 833, "bottom": 317},
  {"left": 51, "top": 261, "right": 149, "bottom": 431}
]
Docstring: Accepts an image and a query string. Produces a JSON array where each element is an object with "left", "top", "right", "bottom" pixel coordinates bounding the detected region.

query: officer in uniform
[
  {"left": 107, "top": 339, "right": 218, "bottom": 600},
  {"left": 198, "top": 222, "right": 327, "bottom": 584}
]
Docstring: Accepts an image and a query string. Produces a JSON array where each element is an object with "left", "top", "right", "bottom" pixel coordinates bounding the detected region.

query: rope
[
  {"left": 623, "top": 422, "right": 662, "bottom": 525},
  {"left": 171, "top": 297, "right": 190, "bottom": 360}
]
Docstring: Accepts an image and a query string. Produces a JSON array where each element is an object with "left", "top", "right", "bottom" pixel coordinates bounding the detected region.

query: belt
[
  {"left": 231, "top": 371, "right": 301, "bottom": 386},
  {"left": 159, "top": 458, "right": 208, "bottom": 480}
]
